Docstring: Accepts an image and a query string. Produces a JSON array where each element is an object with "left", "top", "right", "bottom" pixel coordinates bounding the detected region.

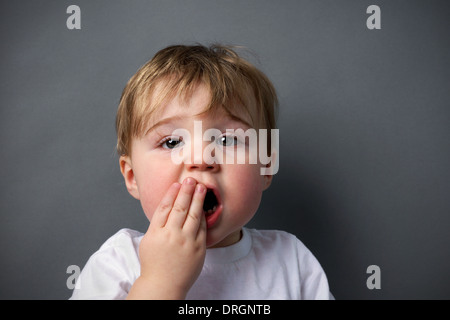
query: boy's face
[{"left": 120, "top": 84, "right": 272, "bottom": 248}]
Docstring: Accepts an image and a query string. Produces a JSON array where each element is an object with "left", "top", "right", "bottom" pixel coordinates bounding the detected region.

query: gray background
[{"left": 1, "top": 0, "right": 449, "bottom": 299}]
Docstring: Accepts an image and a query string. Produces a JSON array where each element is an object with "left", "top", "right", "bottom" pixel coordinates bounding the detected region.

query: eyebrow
[
  {"left": 144, "top": 114, "right": 253, "bottom": 135},
  {"left": 145, "top": 115, "right": 185, "bottom": 135},
  {"left": 226, "top": 114, "right": 253, "bottom": 129}
]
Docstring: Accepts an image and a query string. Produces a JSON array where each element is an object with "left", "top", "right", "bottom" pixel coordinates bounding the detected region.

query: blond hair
[{"left": 116, "top": 44, "right": 278, "bottom": 156}]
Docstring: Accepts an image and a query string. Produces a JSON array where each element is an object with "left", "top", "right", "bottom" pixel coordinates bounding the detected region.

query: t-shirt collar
[{"left": 204, "top": 228, "right": 252, "bottom": 264}]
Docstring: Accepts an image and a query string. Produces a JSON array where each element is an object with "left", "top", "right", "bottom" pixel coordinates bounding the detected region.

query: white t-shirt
[{"left": 70, "top": 228, "right": 333, "bottom": 300}]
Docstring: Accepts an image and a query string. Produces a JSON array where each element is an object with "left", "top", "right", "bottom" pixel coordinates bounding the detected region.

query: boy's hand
[{"left": 127, "top": 178, "right": 207, "bottom": 300}]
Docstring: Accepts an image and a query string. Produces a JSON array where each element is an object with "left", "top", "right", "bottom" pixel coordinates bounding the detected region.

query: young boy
[{"left": 70, "top": 44, "right": 332, "bottom": 300}]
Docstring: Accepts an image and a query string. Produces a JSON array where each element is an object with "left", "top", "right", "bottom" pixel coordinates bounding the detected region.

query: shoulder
[
  {"left": 245, "top": 228, "right": 333, "bottom": 299},
  {"left": 89, "top": 228, "right": 144, "bottom": 275},
  {"left": 245, "top": 228, "right": 304, "bottom": 252},
  {"left": 244, "top": 228, "right": 311, "bottom": 265},
  {"left": 246, "top": 228, "right": 321, "bottom": 267},
  {"left": 70, "top": 228, "right": 143, "bottom": 300},
  {"left": 97, "top": 228, "right": 144, "bottom": 252}
]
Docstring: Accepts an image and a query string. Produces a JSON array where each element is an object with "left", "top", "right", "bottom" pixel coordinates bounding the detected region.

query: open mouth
[
  {"left": 203, "top": 189, "right": 219, "bottom": 216},
  {"left": 201, "top": 187, "right": 222, "bottom": 229}
]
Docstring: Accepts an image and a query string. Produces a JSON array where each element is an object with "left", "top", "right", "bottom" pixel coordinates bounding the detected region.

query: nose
[{"left": 185, "top": 144, "right": 220, "bottom": 172}]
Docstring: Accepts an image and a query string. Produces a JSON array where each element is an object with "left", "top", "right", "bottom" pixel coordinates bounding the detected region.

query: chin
[
  {"left": 205, "top": 227, "right": 242, "bottom": 248},
  {"left": 205, "top": 233, "right": 221, "bottom": 248},
  {"left": 205, "top": 229, "right": 226, "bottom": 248}
]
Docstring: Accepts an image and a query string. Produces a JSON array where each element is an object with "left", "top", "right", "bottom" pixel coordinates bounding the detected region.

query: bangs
[{"left": 134, "top": 75, "right": 257, "bottom": 137}]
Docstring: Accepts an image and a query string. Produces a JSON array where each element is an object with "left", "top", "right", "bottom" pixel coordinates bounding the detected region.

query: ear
[
  {"left": 261, "top": 149, "right": 277, "bottom": 191},
  {"left": 262, "top": 172, "right": 273, "bottom": 191},
  {"left": 119, "top": 156, "right": 140, "bottom": 200}
]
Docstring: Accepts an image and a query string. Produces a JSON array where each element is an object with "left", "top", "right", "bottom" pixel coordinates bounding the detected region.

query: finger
[
  {"left": 150, "top": 182, "right": 181, "bottom": 229},
  {"left": 196, "top": 212, "right": 207, "bottom": 243},
  {"left": 165, "top": 177, "right": 197, "bottom": 228},
  {"left": 183, "top": 183, "right": 206, "bottom": 235}
]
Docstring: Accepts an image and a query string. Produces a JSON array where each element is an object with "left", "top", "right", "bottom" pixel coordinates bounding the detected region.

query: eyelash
[
  {"left": 157, "top": 136, "right": 184, "bottom": 149},
  {"left": 157, "top": 134, "right": 241, "bottom": 149}
]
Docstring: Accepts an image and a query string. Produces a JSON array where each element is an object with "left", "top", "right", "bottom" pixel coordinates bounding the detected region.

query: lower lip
[{"left": 205, "top": 204, "right": 223, "bottom": 229}]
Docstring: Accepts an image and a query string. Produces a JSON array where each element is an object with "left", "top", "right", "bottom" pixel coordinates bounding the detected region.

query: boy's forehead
[{"left": 144, "top": 83, "right": 256, "bottom": 133}]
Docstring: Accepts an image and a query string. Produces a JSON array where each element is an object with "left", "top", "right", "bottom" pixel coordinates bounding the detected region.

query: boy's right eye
[{"left": 160, "top": 137, "right": 184, "bottom": 149}]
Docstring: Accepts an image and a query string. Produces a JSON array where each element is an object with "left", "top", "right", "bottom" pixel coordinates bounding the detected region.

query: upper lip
[{"left": 180, "top": 178, "right": 222, "bottom": 206}]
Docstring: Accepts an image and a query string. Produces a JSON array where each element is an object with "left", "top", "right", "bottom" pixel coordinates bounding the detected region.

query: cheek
[
  {"left": 135, "top": 165, "right": 179, "bottom": 222},
  {"left": 138, "top": 178, "right": 166, "bottom": 221},
  {"left": 224, "top": 165, "right": 265, "bottom": 215}
]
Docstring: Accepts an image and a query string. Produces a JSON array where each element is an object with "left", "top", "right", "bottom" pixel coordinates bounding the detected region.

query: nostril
[{"left": 188, "top": 163, "right": 217, "bottom": 171}]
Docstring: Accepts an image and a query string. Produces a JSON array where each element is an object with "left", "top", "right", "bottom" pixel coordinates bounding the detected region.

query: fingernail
[
  {"left": 185, "top": 177, "right": 195, "bottom": 185},
  {"left": 196, "top": 184, "right": 205, "bottom": 193},
  {"left": 173, "top": 182, "right": 182, "bottom": 189}
]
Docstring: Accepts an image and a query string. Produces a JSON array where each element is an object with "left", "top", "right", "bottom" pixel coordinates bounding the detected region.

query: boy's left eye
[{"left": 217, "top": 135, "right": 238, "bottom": 146}]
